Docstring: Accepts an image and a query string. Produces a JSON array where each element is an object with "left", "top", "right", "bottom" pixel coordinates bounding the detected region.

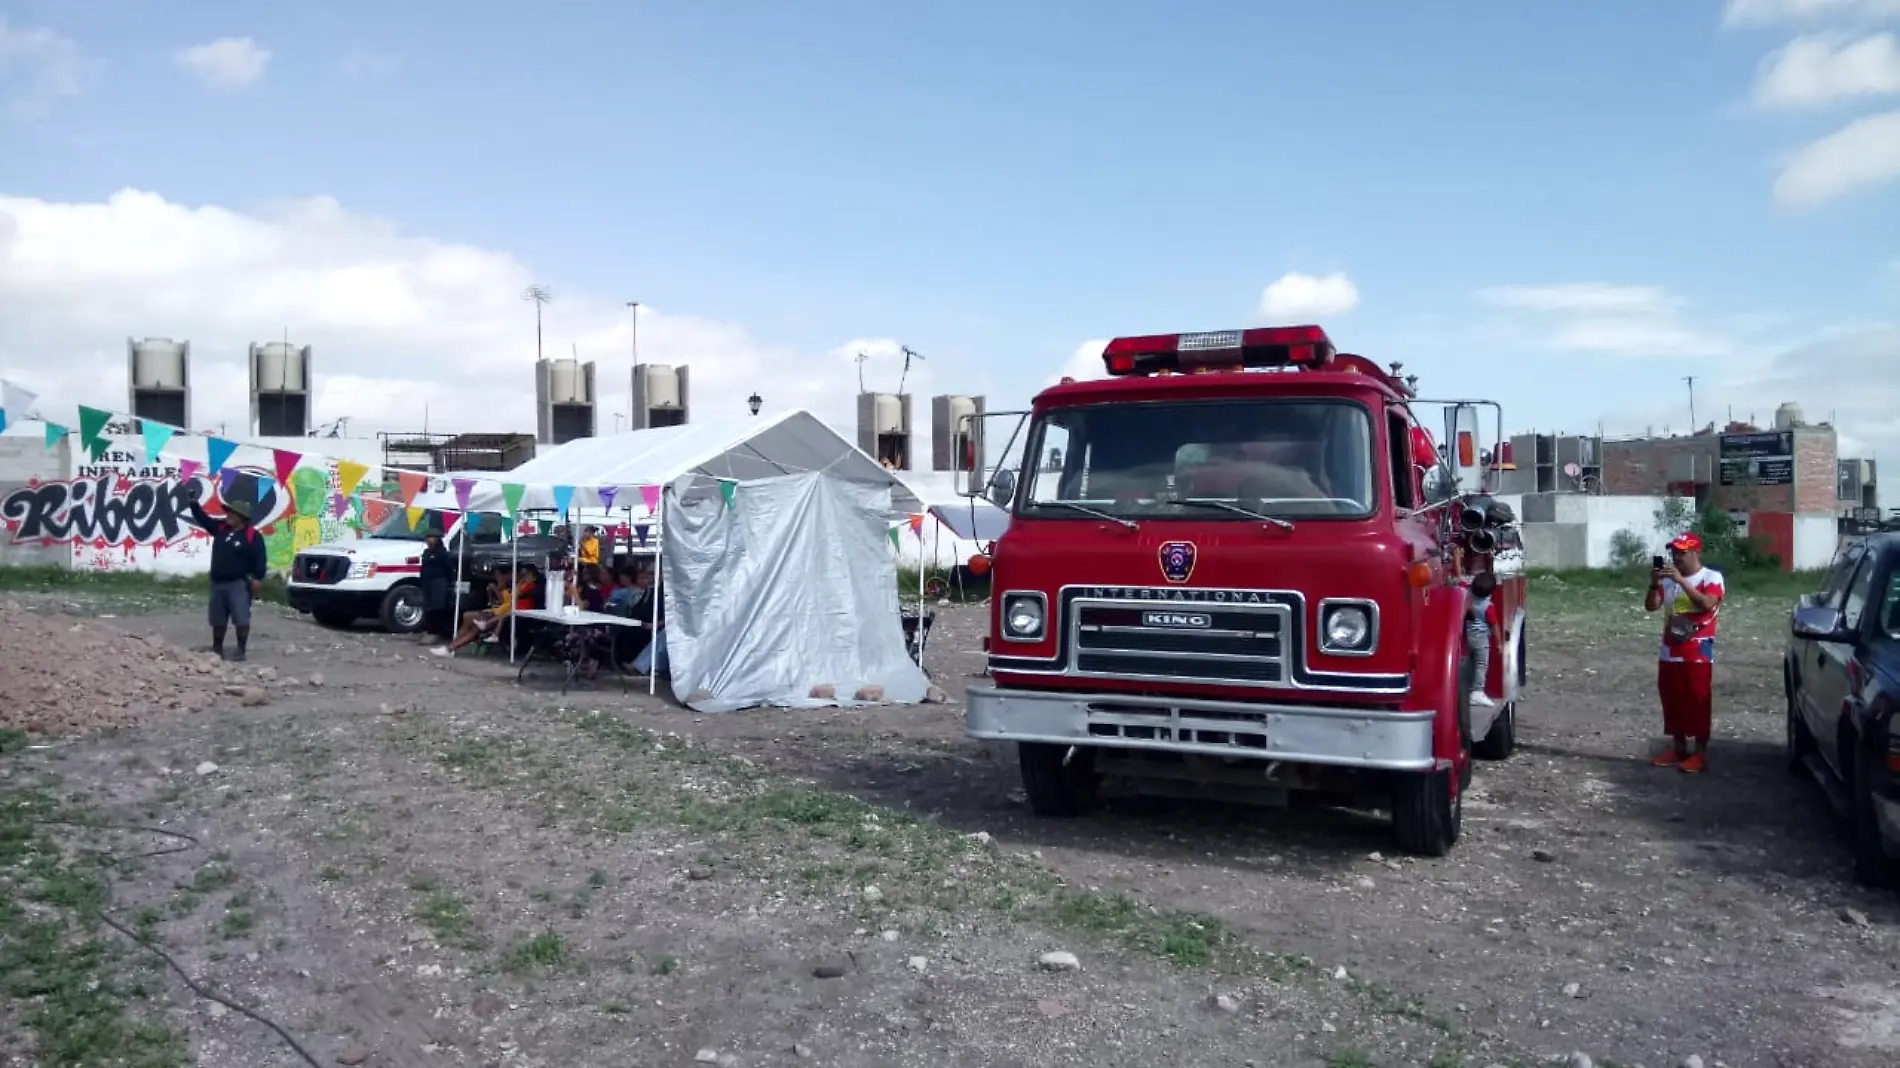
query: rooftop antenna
[
  {"left": 855, "top": 351, "right": 870, "bottom": 394},
  {"left": 898, "top": 345, "right": 924, "bottom": 395},
  {"left": 1682, "top": 375, "right": 1696, "bottom": 432},
  {"left": 522, "top": 284, "right": 552, "bottom": 363}
]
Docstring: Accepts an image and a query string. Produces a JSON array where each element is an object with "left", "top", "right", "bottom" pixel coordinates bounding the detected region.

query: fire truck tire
[
  {"left": 1017, "top": 743, "right": 1100, "bottom": 817},
  {"left": 1473, "top": 702, "right": 1516, "bottom": 761},
  {"left": 1391, "top": 769, "right": 1462, "bottom": 858}
]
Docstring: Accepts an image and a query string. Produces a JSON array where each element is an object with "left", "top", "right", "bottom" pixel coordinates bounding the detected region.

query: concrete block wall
[{"left": 0, "top": 435, "right": 74, "bottom": 567}]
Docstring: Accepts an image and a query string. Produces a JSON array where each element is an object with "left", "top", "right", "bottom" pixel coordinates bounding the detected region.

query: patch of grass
[
  {"left": 0, "top": 728, "right": 28, "bottom": 755},
  {"left": 1325, "top": 1052, "right": 1377, "bottom": 1068},
  {"left": 651, "top": 955, "right": 679, "bottom": 975},
  {"left": 501, "top": 929, "right": 566, "bottom": 974},
  {"left": 412, "top": 887, "right": 482, "bottom": 948},
  {"left": 0, "top": 564, "right": 289, "bottom": 604},
  {"left": 187, "top": 862, "right": 238, "bottom": 894},
  {"left": 0, "top": 785, "right": 191, "bottom": 1067}
]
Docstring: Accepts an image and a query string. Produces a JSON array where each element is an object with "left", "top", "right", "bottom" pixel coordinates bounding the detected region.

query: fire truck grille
[{"left": 1073, "top": 604, "right": 1286, "bottom": 684}]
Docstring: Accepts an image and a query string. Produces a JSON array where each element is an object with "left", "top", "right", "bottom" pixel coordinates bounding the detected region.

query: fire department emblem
[{"left": 1157, "top": 540, "right": 1197, "bottom": 584}]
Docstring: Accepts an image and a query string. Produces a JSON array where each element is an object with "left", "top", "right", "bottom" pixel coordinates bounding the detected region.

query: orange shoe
[
  {"left": 1651, "top": 749, "right": 1685, "bottom": 767},
  {"left": 1678, "top": 753, "right": 1707, "bottom": 774}
]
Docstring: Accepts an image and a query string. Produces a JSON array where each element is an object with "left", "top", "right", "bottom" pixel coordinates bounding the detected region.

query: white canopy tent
[
  {"left": 412, "top": 410, "right": 924, "bottom": 519},
  {"left": 409, "top": 411, "right": 932, "bottom": 709}
]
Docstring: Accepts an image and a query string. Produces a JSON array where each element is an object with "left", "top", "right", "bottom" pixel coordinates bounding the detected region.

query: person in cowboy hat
[
  {"left": 185, "top": 484, "right": 270, "bottom": 661},
  {"left": 1645, "top": 531, "right": 1726, "bottom": 773}
]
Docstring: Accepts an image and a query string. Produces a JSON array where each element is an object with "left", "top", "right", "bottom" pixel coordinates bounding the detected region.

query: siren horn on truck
[{"left": 1101, "top": 325, "right": 1337, "bottom": 377}]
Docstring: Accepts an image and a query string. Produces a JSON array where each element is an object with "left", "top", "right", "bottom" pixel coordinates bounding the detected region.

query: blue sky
[{"left": 1, "top": 0, "right": 1896, "bottom": 480}]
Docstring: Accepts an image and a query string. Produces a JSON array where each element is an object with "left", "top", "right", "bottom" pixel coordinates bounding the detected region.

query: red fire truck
[{"left": 962, "top": 325, "right": 1527, "bottom": 857}]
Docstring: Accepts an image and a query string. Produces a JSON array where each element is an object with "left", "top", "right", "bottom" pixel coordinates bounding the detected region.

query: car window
[
  {"left": 1840, "top": 557, "right": 1877, "bottom": 631},
  {"left": 1821, "top": 545, "right": 1866, "bottom": 608},
  {"left": 1880, "top": 565, "right": 1900, "bottom": 638}
]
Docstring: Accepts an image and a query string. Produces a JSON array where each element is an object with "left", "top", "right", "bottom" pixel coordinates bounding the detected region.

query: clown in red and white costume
[{"left": 1644, "top": 532, "right": 1725, "bottom": 773}]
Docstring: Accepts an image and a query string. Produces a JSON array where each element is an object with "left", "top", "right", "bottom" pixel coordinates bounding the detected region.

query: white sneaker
[
  {"left": 1469, "top": 690, "right": 1496, "bottom": 708},
  {"left": 430, "top": 646, "right": 451, "bottom": 658}
]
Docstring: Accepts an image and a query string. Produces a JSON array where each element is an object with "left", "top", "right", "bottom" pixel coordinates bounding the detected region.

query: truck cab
[{"left": 964, "top": 325, "right": 1527, "bottom": 856}]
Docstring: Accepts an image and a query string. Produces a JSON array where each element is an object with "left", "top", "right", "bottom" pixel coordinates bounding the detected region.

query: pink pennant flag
[
  {"left": 452, "top": 478, "right": 474, "bottom": 511},
  {"left": 177, "top": 459, "right": 202, "bottom": 483},
  {"left": 272, "top": 448, "right": 302, "bottom": 488},
  {"left": 638, "top": 484, "right": 660, "bottom": 513}
]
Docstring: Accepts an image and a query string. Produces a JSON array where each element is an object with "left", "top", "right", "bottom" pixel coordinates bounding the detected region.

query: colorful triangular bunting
[
  {"left": 638, "top": 484, "right": 660, "bottom": 513},
  {"left": 597, "top": 486, "right": 618, "bottom": 511},
  {"left": 77, "top": 405, "right": 112, "bottom": 448},
  {"left": 177, "top": 459, "right": 202, "bottom": 483},
  {"left": 717, "top": 479, "right": 736, "bottom": 510},
  {"left": 405, "top": 506, "right": 425, "bottom": 530},
  {"left": 887, "top": 526, "right": 901, "bottom": 551},
  {"left": 501, "top": 483, "right": 525, "bottom": 516},
  {"left": 272, "top": 448, "right": 301, "bottom": 488},
  {"left": 44, "top": 423, "right": 69, "bottom": 449},
  {"left": 141, "top": 422, "right": 176, "bottom": 464},
  {"left": 206, "top": 437, "right": 238, "bottom": 474},
  {"left": 452, "top": 478, "right": 474, "bottom": 511},
  {"left": 335, "top": 460, "right": 369, "bottom": 499},
  {"left": 551, "top": 485, "right": 575, "bottom": 514},
  {"left": 632, "top": 523, "right": 649, "bottom": 546},
  {"left": 396, "top": 470, "right": 426, "bottom": 507}
]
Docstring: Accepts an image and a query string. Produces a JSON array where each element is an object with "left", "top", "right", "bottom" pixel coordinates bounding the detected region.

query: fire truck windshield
[{"left": 1018, "top": 399, "right": 1376, "bottom": 520}]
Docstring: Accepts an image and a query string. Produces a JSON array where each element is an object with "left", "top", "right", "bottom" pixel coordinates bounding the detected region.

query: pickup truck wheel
[
  {"left": 379, "top": 585, "right": 426, "bottom": 634},
  {"left": 1018, "top": 743, "right": 1099, "bottom": 817},
  {"left": 1392, "top": 768, "right": 1462, "bottom": 858},
  {"left": 1851, "top": 747, "right": 1899, "bottom": 888},
  {"left": 311, "top": 610, "right": 357, "bottom": 629}
]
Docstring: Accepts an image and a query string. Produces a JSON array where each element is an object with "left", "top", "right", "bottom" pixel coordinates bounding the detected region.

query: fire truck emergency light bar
[{"left": 1102, "top": 325, "right": 1337, "bottom": 377}]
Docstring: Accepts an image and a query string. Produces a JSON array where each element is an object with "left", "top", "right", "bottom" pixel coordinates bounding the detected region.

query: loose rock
[{"left": 1038, "top": 950, "right": 1081, "bottom": 972}]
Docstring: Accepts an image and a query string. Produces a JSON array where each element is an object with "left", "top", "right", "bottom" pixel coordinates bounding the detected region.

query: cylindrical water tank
[
  {"left": 643, "top": 365, "right": 680, "bottom": 409},
  {"left": 130, "top": 338, "right": 187, "bottom": 389},
  {"left": 1773, "top": 402, "right": 1803, "bottom": 430},
  {"left": 253, "top": 343, "right": 307, "bottom": 391},
  {"left": 944, "top": 395, "right": 977, "bottom": 428},
  {"left": 873, "top": 394, "right": 904, "bottom": 434},
  {"left": 549, "top": 358, "right": 585, "bottom": 404}
]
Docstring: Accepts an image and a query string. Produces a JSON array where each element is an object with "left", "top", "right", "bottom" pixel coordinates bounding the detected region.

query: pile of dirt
[{"left": 0, "top": 598, "right": 263, "bottom": 738}]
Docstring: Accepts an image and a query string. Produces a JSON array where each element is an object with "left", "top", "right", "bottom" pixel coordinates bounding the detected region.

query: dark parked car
[{"left": 1785, "top": 533, "right": 1900, "bottom": 888}]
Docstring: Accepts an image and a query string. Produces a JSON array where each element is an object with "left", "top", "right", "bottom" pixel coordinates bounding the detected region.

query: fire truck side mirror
[
  {"left": 1442, "top": 404, "right": 1485, "bottom": 495},
  {"left": 986, "top": 469, "right": 1018, "bottom": 511}
]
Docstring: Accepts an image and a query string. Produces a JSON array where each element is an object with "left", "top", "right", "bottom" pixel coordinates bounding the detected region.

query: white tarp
[{"left": 663, "top": 470, "right": 928, "bottom": 713}]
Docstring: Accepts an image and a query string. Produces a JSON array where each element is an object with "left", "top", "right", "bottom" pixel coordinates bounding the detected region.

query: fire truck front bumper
[{"left": 966, "top": 685, "right": 1436, "bottom": 772}]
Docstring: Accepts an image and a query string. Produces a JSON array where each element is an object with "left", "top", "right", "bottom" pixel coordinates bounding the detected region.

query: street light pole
[{"left": 626, "top": 300, "right": 640, "bottom": 432}]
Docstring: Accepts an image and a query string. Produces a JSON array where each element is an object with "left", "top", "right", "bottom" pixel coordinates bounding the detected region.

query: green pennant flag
[
  {"left": 499, "top": 516, "right": 516, "bottom": 538},
  {"left": 501, "top": 483, "right": 525, "bottom": 516},
  {"left": 78, "top": 405, "right": 112, "bottom": 448},
  {"left": 44, "top": 422, "right": 70, "bottom": 449},
  {"left": 887, "top": 526, "right": 901, "bottom": 551},
  {"left": 718, "top": 479, "right": 737, "bottom": 510},
  {"left": 87, "top": 437, "right": 110, "bottom": 462}
]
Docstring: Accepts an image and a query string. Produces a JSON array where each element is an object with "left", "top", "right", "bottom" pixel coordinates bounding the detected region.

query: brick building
[{"left": 1597, "top": 405, "right": 1840, "bottom": 568}]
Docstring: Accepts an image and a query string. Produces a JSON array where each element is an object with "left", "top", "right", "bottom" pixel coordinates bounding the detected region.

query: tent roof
[{"left": 414, "top": 409, "right": 922, "bottom": 517}]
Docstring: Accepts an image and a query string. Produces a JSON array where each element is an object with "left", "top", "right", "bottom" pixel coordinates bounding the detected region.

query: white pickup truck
[{"left": 285, "top": 511, "right": 562, "bottom": 632}]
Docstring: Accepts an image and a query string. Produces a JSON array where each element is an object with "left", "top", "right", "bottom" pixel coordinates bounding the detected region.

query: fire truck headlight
[
  {"left": 1320, "top": 603, "right": 1375, "bottom": 654},
  {"left": 1002, "top": 593, "right": 1047, "bottom": 640}
]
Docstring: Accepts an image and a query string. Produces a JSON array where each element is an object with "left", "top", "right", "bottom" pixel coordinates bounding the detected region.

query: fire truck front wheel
[
  {"left": 1018, "top": 743, "right": 1100, "bottom": 817},
  {"left": 1391, "top": 768, "right": 1462, "bottom": 857}
]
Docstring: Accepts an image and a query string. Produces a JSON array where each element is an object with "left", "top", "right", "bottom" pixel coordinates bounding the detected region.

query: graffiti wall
[{"left": 0, "top": 434, "right": 385, "bottom": 576}]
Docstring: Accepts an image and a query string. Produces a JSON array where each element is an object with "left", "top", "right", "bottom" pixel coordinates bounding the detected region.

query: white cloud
[
  {"left": 0, "top": 188, "right": 886, "bottom": 444},
  {"left": 1752, "top": 33, "right": 1900, "bottom": 108},
  {"left": 0, "top": 16, "right": 92, "bottom": 117},
  {"left": 1773, "top": 107, "right": 1900, "bottom": 206},
  {"left": 1257, "top": 272, "right": 1359, "bottom": 319},
  {"left": 340, "top": 48, "right": 398, "bottom": 79},
  {"left": 1723, "top": 0, "right": 1900, "bottom": 25},
  {"left": 1476, "top": 283, "right": 1676, "bottom": 314},
  {"left": 174, "top": 38, "right": 271, "bottom": 90},
  {"left": 1051, "top": 339, "right": 1109, "bottom": 384},
  {"left": 1476, "top": 282, "right": 1733, "bottom": 359}
]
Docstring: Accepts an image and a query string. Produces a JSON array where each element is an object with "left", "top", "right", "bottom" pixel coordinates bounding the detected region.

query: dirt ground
[{"left": 3, "top": 577, "right": 1898, "bottom": 1068}]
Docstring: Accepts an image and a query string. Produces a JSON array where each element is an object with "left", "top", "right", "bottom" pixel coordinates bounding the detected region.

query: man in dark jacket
[
  {"left": 418, "top": 531, "right": 455, "bottom": 643},
  {"left": 185, "top": 490, "right": 269, "bottom": 661}
]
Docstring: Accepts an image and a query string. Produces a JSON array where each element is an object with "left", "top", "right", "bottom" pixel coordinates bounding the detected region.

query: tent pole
[
  {"left": 916, "top": 520, "right": 926, "bottom": 665},
  {"left": 649, "top": 487, "right": 664, "bottom": 697},
  {"left": 450, "top": 512, "right": 466, "bottom": 644},
  {"left": 508, "top": 516, "right": 519, "bottom": 664}
]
